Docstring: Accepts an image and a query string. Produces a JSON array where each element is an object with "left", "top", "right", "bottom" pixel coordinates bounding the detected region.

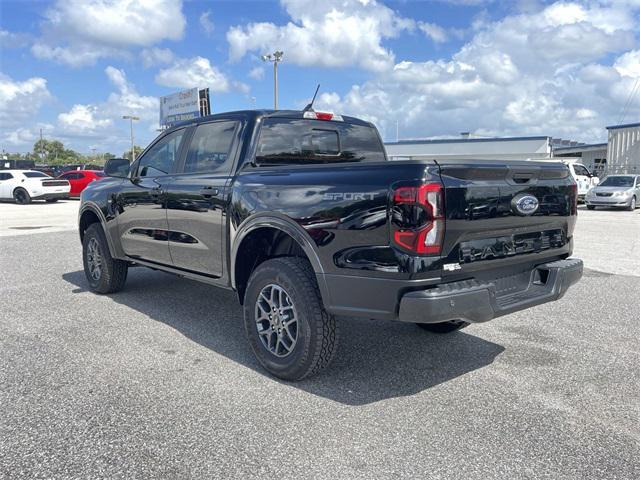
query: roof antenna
[{"left": 303, "top": 84, "right": 320, "bottom": 112}]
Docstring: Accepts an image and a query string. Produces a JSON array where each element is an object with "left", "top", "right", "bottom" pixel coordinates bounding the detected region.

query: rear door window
[
  {"left": 183, "top": 121, "right": 238, "bottom": 174},
  {"left": 256, "top": 118, "right": 385, "bottom": 165}
]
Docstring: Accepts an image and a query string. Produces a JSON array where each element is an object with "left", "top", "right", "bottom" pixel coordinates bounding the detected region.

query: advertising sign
[{"left": 159, "top": 88, "right": 201, "bottom": 127}]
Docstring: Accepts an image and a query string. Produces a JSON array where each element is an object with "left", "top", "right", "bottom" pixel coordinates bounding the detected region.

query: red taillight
[{"left": 392, "top": 183, "right": 444, "bottom": 255}]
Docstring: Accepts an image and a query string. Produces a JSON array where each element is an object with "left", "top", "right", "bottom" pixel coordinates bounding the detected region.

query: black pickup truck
[{"left": 79, "top": 109, "right": 582, "bottom": 380}]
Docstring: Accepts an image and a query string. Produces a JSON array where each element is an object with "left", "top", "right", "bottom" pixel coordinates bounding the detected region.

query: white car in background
[
  {"left": 0, "top": 170, "right": 70, "bottom": 204},
  {"left": 563, "top": 161, "right": 599, "bottom": 201}
]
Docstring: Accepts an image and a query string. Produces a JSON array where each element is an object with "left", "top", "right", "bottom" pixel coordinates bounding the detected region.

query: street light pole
[
  {"left": 261, "top": 51, "right": 284, "bottom": 110},
  {"left": 122, "top": 115, "right": 140, "bottom": 161}
]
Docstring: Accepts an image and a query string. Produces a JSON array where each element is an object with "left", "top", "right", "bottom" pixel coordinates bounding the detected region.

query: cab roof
[{"left": 169, "top": 109, "right": 374, "bottom": 130}]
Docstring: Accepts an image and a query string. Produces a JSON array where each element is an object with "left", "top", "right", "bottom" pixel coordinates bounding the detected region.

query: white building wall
[
  {"left": 607, "top": 124, "right": 640, "bottom": 174},
  {"left": 384, "top": 137, "right": 552, "bottom": 160}
]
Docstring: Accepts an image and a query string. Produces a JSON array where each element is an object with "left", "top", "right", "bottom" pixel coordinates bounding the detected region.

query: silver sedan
[{"left": 585, "top": 174, "right": 640, "bottom": 211}]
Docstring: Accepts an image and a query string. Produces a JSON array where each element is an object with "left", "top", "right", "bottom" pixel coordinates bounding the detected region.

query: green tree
[
  {"left": 32, "top": 138, "right": 86, "bottom": 165},
  {"left": 123, "top": 145, "right": 143, "bottom": 160}
]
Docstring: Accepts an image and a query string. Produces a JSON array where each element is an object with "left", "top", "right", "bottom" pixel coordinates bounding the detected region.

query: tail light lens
[{"left": 392, "top": 183, "right": 444, "bottom": 255}]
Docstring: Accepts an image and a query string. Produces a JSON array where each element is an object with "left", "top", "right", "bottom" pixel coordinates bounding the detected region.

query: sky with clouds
[{"left": 1, "top": 0, "right": 639, "bottom": 155}]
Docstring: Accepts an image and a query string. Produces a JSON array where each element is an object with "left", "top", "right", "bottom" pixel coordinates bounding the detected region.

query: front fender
[{"left": 78, "top": 201, "right": 124, "bottom": 259}]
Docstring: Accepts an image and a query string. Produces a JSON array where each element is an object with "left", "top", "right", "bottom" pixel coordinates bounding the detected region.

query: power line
[{"left": 618, "top": 76, "right": 640, "bottom": 125}]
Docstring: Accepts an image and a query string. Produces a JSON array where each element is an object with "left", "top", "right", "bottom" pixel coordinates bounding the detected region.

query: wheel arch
[
  {"left": 231, "top": 215, "right": 327, "bottom": 305},
  {"left": 79, "top": 204, "right": 118, "bottom": 258}
]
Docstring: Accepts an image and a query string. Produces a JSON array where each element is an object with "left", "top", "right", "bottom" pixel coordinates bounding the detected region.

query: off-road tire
[
  {"left": 13, "top": 188, "right": 31, "bottom": 204},
  {"left": 416, "top": 320, "right": 470, "bottom": 334},
  {"left": 243, "top": 257, "right": 338, "bottom": 381},
  {"left": 82, "top": 223, "right": 128, "bottom": 294}
]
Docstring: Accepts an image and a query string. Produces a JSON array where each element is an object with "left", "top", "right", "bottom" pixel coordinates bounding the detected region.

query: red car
[{"left": 57, "top": 170, "right": 106, "bottom": 197}]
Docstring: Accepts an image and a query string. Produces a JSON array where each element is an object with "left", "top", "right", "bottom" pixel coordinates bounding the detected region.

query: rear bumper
[{"left": 398, "top": 258, "right": 583, "bottom": 324}]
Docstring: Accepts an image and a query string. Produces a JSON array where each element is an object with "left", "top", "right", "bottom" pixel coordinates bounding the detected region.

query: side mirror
[{"left": 104, "top": 158, "right": 130, "bottom": 178}]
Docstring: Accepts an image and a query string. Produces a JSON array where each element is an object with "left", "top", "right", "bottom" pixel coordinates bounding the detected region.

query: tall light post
[
  {"left": 122, "top": 115, "right": 140, "bottom": 161},
  {"left": 261, "top": 51, "right": 283, "bottom": 110}
]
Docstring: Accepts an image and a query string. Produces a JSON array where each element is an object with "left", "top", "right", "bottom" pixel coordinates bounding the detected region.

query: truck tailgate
[{"left": 437, "top": 160, "right": 577, "bottom": 279}]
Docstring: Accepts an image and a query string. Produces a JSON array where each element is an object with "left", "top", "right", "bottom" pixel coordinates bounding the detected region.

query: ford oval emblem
[{"left": 512, "top": 194, "right": 539, "bottom": 216}]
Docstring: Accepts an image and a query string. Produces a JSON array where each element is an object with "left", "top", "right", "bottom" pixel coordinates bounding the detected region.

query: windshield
[{"left": 599, "top": 176, "right": 634, "bottom": 187}]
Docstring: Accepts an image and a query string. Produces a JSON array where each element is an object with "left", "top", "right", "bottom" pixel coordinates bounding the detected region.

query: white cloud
[
  {"left": 1, "top": 29, "right": 31, "bottom": 48},
  {"left": 140, "top": 47, "right": 175, "bottom": 68},
  {"left": 316, "top": 1, "right": 640, "bottom": 143},
  {"left": 58, "top": 105, "right": 113, "bottom": 135},
  {"left": 227, "top": 0, "right": 414, "bottom": 72},
  {"left": 32, "top": 0, "right": 186, "bottom": 67},
  {"left": 200, "top": 10, "right": 215, "bottom": 36},
  {"left": 0, "top": 74, "right": 52, "bottom": 129},
  {"left": 53, "top": 67, "right": 158, "bottom": 151},
  {"left": 249, "top": 66, "right": 265, "bottom": 80},
  {"left": 418, "top": 22, "right": 448, "bottom": 43},
  {"left": 155, "top": 56, "right": 231, "bottom": 92},
  {"left": 614, "top": 50, "right": 640, "bottom": 77}
]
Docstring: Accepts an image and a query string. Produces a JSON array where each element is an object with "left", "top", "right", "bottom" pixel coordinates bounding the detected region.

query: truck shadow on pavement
[{"left": 63, "top": 268, "right": 504, "bottom": 406}]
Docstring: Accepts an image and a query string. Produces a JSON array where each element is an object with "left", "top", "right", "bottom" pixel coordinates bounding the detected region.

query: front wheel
[
  {"left": 416, "top": 320, "right": 469, "bottom": 334},
  {"left": 82, "top": 223, "right": 128, "bottom": 294},
  {"left": 627, "top": 196, "right": 636, "bottom": 211},
  {"left": 243, "top": 257, "right": 338, "bottom": 381}
]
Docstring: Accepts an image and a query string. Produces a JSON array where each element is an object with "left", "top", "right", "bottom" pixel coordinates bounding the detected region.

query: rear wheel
[
  {"left": 13, "top": 188, "right": 31, "bottom": 204},
  {"left": 627, "top": 196, "right": 636, "bottom": 211},
  {"left": 82, "top": 223, "right": 128, "bottom": 294},
  {"left": 586, "top": 205, "right": 596, "bottom": 210},
  {"left": 416, "top": 320, "right": 469, "bottom": 334},
  {"left": 243, "top": 257, "right": 338, "bottom": 380}
]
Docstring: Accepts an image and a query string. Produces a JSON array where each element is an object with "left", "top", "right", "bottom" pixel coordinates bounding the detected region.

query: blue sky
[{"left": 1, "top": 0, "right": 639, "bottom": 155}]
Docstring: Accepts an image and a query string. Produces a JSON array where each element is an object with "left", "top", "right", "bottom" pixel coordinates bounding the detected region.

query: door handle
[{"left": 199, "top": 187, "right": 220, "bottom": 197}]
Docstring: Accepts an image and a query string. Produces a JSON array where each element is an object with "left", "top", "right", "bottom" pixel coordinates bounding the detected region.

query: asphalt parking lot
[{"left": 1, "top": 201, "right": 639, "bottom": 479}]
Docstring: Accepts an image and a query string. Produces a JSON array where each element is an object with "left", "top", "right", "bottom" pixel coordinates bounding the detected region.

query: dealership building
[{"left": 385, "top": 122, "right": 640, "bottom": 175}]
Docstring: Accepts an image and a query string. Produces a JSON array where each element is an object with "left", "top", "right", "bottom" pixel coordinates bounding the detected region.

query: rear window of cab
[{"left": 256, "top": 118, "right": 386, "bottom": 166}]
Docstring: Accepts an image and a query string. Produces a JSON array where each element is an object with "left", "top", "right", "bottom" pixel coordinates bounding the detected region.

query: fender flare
[
  {"left": 230, "top": 213, "right": 325, "bottom": 289},
  {"left": 78, "top": 202, "right": 119, "bottom": 258}
]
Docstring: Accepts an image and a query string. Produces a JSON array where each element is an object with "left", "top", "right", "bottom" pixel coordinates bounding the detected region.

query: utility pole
[
  {"left": 122, "top": 115, "right": 140, "bottom": 161},
  {"left": 261, "top": 51, "right": 284, "bottom": 109}
]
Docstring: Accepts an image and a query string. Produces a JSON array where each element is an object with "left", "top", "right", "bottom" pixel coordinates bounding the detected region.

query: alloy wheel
[
  {"left": 86, "top": 237, "right": 103, "bottom": 281},
  {"left": 15, "top": 190, "right": 27, "bottom": 204},
  {"left": 255, "top": 284, "right": 298, "bottom": 358}
]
